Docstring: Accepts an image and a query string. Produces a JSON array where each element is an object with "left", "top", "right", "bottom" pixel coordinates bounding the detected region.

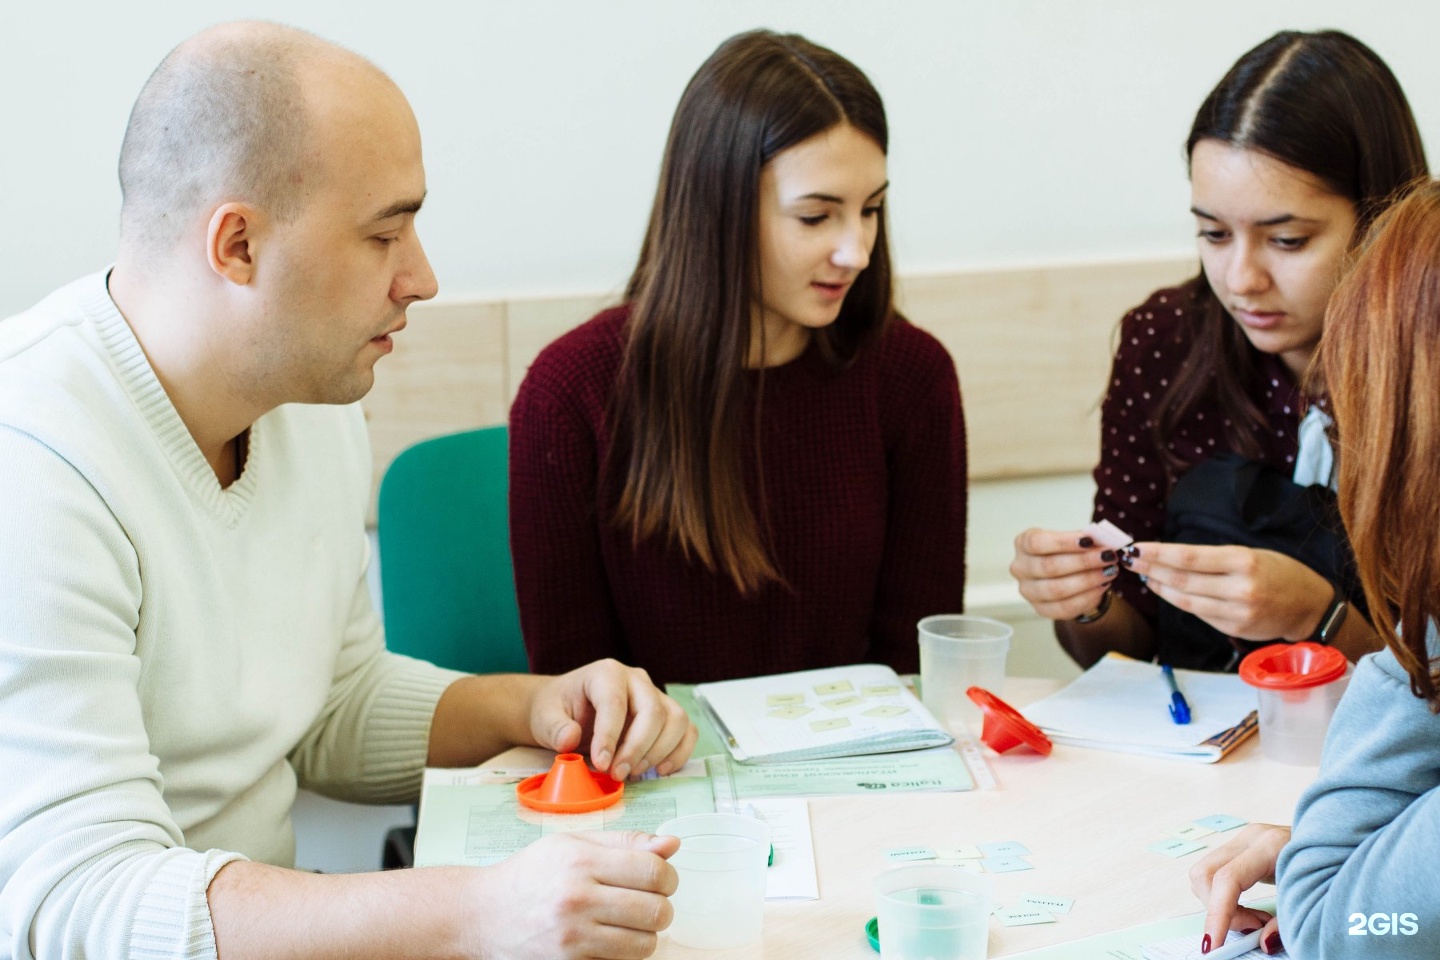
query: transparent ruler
[{"left": 952, "top": 724, "right": 998, "bottom": 790}]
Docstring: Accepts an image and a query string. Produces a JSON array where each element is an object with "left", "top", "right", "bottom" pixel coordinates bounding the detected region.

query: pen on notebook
[
  {"left": 1162, "top": 664, "right": 1191, "bottom": 725},
  {"left": 1204, "top": 927, "right": 1263, "bottom": 960}
]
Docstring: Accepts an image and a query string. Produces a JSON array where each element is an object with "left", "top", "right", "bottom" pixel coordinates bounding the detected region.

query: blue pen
[{"left": 1162, "top": 664, "right": 1192, "bottom": 725}]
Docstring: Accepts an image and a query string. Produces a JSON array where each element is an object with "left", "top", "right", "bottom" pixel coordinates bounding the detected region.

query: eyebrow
[
  {"left": 796, "top": 181, "right": 891, "bottom": 204},
  {"left": 1190, "top": 206, "right": 1323, "bottom": 227},
  {"left": 367, "top": 192, "right": 427, "bottom": 224}
]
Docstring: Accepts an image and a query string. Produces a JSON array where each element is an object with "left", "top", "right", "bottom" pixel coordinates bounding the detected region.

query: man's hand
[
  {"left": 463, "top": 831, "right": 679, "bottom": 960},
  {"left": 529, "top": 659, "right": 698, "bottom": 780}
]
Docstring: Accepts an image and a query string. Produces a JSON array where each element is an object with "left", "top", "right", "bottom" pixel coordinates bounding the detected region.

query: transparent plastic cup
[
  {"left": 656, "top": 813, "right": 771, "bottom": 949},
  {"left": 874, "top": 864, "right": 993, "bottom": 960},
  {"left": 1239, "top": 642, "right": 1351, "bottom": 766},
  {"left": 918, "top": 615, "right": 1011, "bottom": 730}
]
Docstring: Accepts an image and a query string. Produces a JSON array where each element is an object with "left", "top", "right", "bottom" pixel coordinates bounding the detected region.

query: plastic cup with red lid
[{"left": 1239, "top": 642, "right": 1351, "bottom": 766}]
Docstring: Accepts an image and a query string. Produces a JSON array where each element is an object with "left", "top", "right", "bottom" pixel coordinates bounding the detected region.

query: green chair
[
  {"left": 377, "top": 425, "right": 528, "bottom": 676},
  {"left": 376, "top": 425, "right": 527, "bottom": 868}
]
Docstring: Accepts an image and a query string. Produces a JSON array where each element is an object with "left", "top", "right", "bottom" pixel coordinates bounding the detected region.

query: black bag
[{"left": 1155, "top": 453, "right": 1366, "bottom": 672}]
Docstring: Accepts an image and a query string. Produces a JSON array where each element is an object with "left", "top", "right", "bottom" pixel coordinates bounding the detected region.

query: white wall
[{"left": 3, "top": 2, "right": 1439, "bottom": 317}]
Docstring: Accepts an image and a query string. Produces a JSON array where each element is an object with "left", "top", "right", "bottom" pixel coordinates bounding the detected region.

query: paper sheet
[
  {"left": 413, "top": 775, "right": 716, "bottom": 867},
  {"left": 710, "top": 746, "right": 973, "bottom": 799},
  {"left": 1004, "top": 902, "right": 1279, "bottom": 960},
  {"left": 1140, "top": 929, "right": 1285, "bottom": 960},
  {"left": 746, "top": 798, "right": 819, "bottom": 901}
]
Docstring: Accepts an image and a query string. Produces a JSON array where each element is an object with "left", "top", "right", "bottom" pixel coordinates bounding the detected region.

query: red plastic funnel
[
  {"left": 967, "top": 687, "right": 1053, "bottom": 756},
  {"left": 516, "top": 753, "right": 625, "bottom": 813}
]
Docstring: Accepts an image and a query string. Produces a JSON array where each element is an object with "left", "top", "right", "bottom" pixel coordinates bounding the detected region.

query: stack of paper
[
  {"left": 1020, "top": 654, "right": 1258, "bottom": 763},
  {"left": 693, "top": 664, "right": 953, "bottom": 764}
]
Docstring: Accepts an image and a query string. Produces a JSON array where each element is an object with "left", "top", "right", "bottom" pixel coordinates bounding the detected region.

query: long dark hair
[
  {"left": 1154, "top": 30, "right": 1426, "bottom": 476},
  {"left": 612, "top": 29, "right": 893, "bottom": 593},
  {"left": 1323, "top": 179, "right": 1440, "bottom": 708}
]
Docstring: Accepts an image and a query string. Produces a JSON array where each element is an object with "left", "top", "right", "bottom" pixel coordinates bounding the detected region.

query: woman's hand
[
  {"left": 1125, "top": 544, "right": 1331, "bottom": 641},
  {"left": 1010, "top": 528, "right": 1120, "bottom": 621},
  {"left": 1190, "top": 823, "right": 1291, "bottom": 955}
]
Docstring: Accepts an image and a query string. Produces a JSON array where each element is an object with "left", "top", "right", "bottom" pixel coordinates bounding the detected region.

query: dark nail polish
[
  {"left": 1201, "top": 933, "right": 1211, "bottom": 954},
  {"left": 1240, "top": 928, "right": 1259, "bottom": 935},
  {"left": 1126, "top": 545, "right": 1141, "bottom": 558},
  {"left": 1101, "top": 550, "right": 1117, "bottom": 562},
  {"left": 1264, "top": 932, "right": 1282, "bottom": 953},
  {"left": 1103, "top": 565, "right": 1118, "bottom": 578},
  {"left": 1078, "top": 536, "right": 1094, "bottom": 548},
  {"left": 1118, "top": 553, "right": 1134, "bottom": 568}
]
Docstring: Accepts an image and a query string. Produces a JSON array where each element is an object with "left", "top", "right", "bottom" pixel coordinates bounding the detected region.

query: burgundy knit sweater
[
  {"left": 1093, "top": 279, "right": 1309, "bottom": 622},
  {"left": 509, "top": 305, "right": 967, "bottom": 686}
]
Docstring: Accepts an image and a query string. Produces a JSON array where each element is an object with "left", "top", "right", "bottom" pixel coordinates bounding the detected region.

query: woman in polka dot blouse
[{"left": 1011, "top": 30, "right": 1426, "bottom": 671}]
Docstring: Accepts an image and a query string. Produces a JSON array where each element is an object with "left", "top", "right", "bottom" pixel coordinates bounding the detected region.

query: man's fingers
[{"left": 573, "top": 831, "right": 681, "bottom": 893}]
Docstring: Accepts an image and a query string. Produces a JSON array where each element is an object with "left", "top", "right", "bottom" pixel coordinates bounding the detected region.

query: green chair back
[{"left": 377, "top": 426, "right": 528, "bottom": 675}]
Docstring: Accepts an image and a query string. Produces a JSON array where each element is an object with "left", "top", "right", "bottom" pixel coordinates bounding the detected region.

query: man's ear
[{"left": 206, "top": 202, "right": 262, "bottom": 284}]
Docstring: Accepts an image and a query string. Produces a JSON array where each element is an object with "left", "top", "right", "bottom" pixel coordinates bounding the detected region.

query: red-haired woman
[
  {"left": 508, "top": 30, "right": 966, "bottom": 688},
  {"left": 1187, "top": 179, "right": 1440, "bottom": 959},
  {"left": 1012, "top": 30, "right": 1425, "bottom": 671}
]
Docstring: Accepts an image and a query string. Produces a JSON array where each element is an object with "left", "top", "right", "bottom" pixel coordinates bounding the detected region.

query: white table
[{"left": 424, "top": 678, "right": 1316, "bottom": 958}]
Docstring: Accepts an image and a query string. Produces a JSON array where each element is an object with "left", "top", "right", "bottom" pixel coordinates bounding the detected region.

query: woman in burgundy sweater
[
  {"left": 1011, "top": 30, "right": 1424, "bottom": 672},
  {"left": 508, "top": 30, "right": 966, "bottom": 686}
]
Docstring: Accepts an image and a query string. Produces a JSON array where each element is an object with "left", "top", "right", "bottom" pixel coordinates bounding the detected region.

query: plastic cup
[
  {"left": 657, "top": 813, "right": 771, "bottom": 949},
  {"left": 1239, "top": 642, "right": 1351, "bottom": 766},
  {"left": 918, "top": 615, "right": 1011, "bottom": 729},
  {"left": 874, "top": 865, "right": 993, "bottom": 960}
]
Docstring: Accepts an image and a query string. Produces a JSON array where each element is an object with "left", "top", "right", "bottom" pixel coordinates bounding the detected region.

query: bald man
[{"left": 0, "top": 22, "right": 694, "bottom": 960}]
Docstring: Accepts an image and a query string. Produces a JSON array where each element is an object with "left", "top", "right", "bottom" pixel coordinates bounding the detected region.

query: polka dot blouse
[{"left": 1092, "top": 279, "right": 1311, "bottom": 622}]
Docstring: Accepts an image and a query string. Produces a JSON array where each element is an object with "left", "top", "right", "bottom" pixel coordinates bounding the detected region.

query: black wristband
[
  {"left": 1310, "top": 582, "right": 1348, "bottom": 644},
  {"left": 1075, "top": 589, "right": 1113, "bottom": 624}
]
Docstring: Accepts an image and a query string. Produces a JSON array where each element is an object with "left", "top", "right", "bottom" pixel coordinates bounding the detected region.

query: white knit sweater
[{"left": 0, "top": 273, "right": 463, "bottom": 960}]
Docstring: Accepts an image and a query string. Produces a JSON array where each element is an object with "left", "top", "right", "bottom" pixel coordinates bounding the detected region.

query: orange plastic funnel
[
  {"left": 516, "top": 753, "right": 625, "bottom": 813},
  {"left": 967, "top": 687, "right": 1053, "bottom": 756}
]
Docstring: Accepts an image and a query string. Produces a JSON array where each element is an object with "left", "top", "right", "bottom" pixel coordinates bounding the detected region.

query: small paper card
[
  {"left": 767, "top": 694, "right": 805, "bottom": 707},
  {"left": 823, "top": 696, "right": 865, "bottom": 710},
  {"left": 1018, "top": 894, "right": 1074, "bottom": 915},
  {"left": 997, "top": 906, "right": 1056, "bottom": 926},
  {"left": 1148, "top": 838, "right": 1206, "bottom": 858},
  {"left": 885, "top": 846, "right": 937, "bottom": 862},
  {"left": 1081, "top": 519, "right": 1133, "bottom": 548},
  {"left": 979, "top": 840, "right": 1031, "bottom": 858},
  {"left": 982, "top": 857, "right": 1033, "bottom": 873},
  {"left": 1194, "top": 814, "right": 1248, "bottom": 832},
  {"left": 767, "top": 706, "right": 812, "bottom": 720},
  {"left": 810, "top": 717, "right": 851, "bottom": 733},
  {"left": 814, "top": 680, "right": 854, "bottom": 696},
  {"left": 1168, "top": 824, "right": 1214, "bottom": 841},
  {"left": 863, "top": 705, "right": 908, "bottom": 719},
  {"left": 935, "top": 845, "right": 982, "bottom": 860}
]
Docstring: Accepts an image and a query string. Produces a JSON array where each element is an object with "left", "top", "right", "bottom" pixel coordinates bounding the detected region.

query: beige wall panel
[
  {"left": 362, "top": 299, "right": 509, "bottom": 522},
  {"left": 361, "top": 257, "right": 1200, "bottom": 522},
  {"left": 896, "top": 257, "right": 1194, "bottom": 479},
  {"left": 506, "top": 293, "right": 616, "bottom": 402}
]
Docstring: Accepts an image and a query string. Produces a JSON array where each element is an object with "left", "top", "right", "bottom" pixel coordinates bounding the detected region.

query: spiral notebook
[
  {"left": 692, "top": 664, "right": 953, "bottom": 764},
  {"left": 1019, "top": 653, "right": 1259, "bottom": 763}
]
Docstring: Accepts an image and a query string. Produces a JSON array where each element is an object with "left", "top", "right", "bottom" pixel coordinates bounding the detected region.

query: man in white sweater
[{"left": 0, "top": 21, "right": 696, "bottom": 960}]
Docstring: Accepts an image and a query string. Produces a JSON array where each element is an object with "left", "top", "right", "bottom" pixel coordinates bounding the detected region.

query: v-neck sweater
[{"left": 0, "top": 272, "right": 462, "bottom": 960}]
